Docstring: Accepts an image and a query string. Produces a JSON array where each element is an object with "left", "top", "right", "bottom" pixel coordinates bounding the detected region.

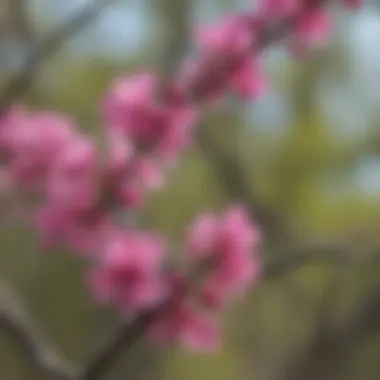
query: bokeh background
[{"left": 1, "top": 1, "right": 380, "bottom": 379}]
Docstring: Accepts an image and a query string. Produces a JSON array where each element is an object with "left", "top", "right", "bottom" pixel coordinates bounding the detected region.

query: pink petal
[
  {"left": 180, "top": 313, "right": 221, "bottom": 352},
  {"left": 230, "top": 59, "right": 267, "bottom": 100}
]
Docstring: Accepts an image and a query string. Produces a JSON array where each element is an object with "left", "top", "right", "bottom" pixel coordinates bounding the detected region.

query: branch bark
[
  {"left": 0, "top": 280, "right": 77, "bottom": 379},
  {"left": 3, "top": 243, "right": 376, "bottom": 380},
  {"left": 0, "top": 0, "right": 118, "bottom": 117},
  {"left": 281, "top": 288, "right": 380, "bottom": 380},
  {"left": 74, "top": 244, "right": 379, "bottom": 380}
]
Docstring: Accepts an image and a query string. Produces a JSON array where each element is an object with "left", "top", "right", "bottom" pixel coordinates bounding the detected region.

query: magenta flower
[
  {"left": 196, "top": 14, "right": 254, "bottom": 55},
  {"left": 291, "top": 8, "right": 332, "bottom": 56},
  {"left": 104, "top": 134, "right": 165, "bottom": 208},
  {"left": 103, "top": 73, "right": 196, "bottom": 159},
  {"left": 0, "top": 109, "right": 75, "bottom": 190},
  {"left": 256, "top": 0, "right": 299, "bottom": 20},
  {"left": 187, "top": 206, "right": 261, "bottom": 307},
  {"left": 87, "top": 230, "right": 167, "bottom": 313},
  {"left": 341, "top": 0, "right": 363, "bottom": 9},
  {"left": 47, "top": 135, "right": 98, "bottom": 213},
  {"left": 186, "top": 14, "right": 266, "bottom": 101},
  {"left": 33, "top": 204, "right": 109, "bottom": 255},
  {"left": 149, "top": 300, "right": 221, "bottom": 352}
]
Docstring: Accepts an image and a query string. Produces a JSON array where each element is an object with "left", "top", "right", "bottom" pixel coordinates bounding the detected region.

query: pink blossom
[
  {"left": 187, "top": 206, "right": 261, "bottom": 306},
  {"left": 149, "top": 300, "right": 221, "bottom": 352},
  {"left": 47, "top": 135, "right": 98, "bottom": 212},
  {"left": 187, "top": 14, "right": 266, "bottom": 100},
  {"left": 105, "top": 149, "right": 165, "bottom": 208},
  {"left": 0, "top": 109, "right": 75, "bottom": 190},
  {"left": 103, "top": 74, "right": 196, "bottom": 159},
  {"left": 87, "top": 230, "right": 167, "bottom": 313},
  {"left": 186, "top": 213, "right": 219, "bottom": 259},
  {"left": 293, "top": 9, "right": 332, "bottom": 50},
  {"left": 341, "top": 0, "right": 363, "bottom": 9},
  {"left": 229, "top": 58, "right": 267, "bottom": 100},
  {"left": 257, "top": 0, "right": 300, "bottom": 19},
  {"left": 105, "top": 131, "right": 134, "bottom": 177},
  {"left": 195, "top": 15, "right": 253, "bottom": 55},
  {"left": 33, "top": 204, "right": 108, "bottom": 255}
]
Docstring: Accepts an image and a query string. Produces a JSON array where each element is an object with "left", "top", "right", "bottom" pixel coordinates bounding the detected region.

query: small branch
[
  {"left": 9, "top": 0, "right": 36, "bottom": 45},
  {"left": 155, "top": 0, "right": 191, "bottom": 85},
  {"left": 262, "top": 242, "right": 349, "bottom": 279},
  {"left": 281, "top": 289, "right": 380, "bottom": 380},
  {"left": 0, "top": 280, "right": 77, "bottom": 379},
  {"left": 197, "top": 125, "right": 288, "bottom": 241},
  {"left": 76, "top": 243, "right": 379, "bottom": 380},
  {"left": 1, "top": 244, "right": 378, "bottom": 380},
  {"left": 0, "top": 0, "right": 118, "bottom": 117},
  {"left": 77, "top": 311, "right": 157, "bottom": 380},
  {"left": 194, "top": 2, "right": 327, "bottom": 241}
]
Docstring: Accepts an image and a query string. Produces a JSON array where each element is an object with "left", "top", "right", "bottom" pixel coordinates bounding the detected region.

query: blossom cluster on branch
[{"left": 0, "top": 0, "right": 362, "bottom": 352}]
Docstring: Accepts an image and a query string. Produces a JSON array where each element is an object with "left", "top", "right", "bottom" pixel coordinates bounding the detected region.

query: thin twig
[
  {"left": 0, "top": 280, "right": 77, "bottom": 379},
  {"left": 196, "top": 0, "right": 328, "bottom": 241},
  {"left": 197, "top": 125, "right": 288, "bottom": 241},
  {"left": 1, "top": 244, "right": 378, "bottom": 380},
  {"left": 0, "top": 0, "right": 118, "bottom": 117},
  {"left": 281, "top": 289, "right": 380, "bottom": 380},
  {"left": 9, "top": 0, "right": 36, "bottom": 45},
  {"left": 77, "top": 243, "right": 380, "bottom": 380}
]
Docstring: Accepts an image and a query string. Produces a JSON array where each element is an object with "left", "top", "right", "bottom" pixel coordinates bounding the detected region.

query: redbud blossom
[
  {"left": 47, "top": 135, "right": 97, "bottom": 213},
  {"left": 103, "top": 73, "right": 196, "bottom": 159},
  {"left": 33, "top": 204, "right": 109, "bottom": 254},
  {"left": 87, "top": 230, "right": 167, "bottom": 313},
  {"left": 0, "top": 109, "right": 75, "bottom": 190},
  {"left": 187, "top": 206, "right": 262, "bottom": 307},
  {"left": 187, "top": 14, "right": 266, "bottom": 100},
  {"left": 149, "top": 300, "right": 221, "bottom": 352}
]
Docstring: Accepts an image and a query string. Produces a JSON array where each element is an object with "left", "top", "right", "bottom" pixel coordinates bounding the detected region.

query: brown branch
[
  {"left": 0, "top": 0, "right": 118, "bottom": 117},
  {"left": 0, "top": 280, "right": 77, "bottom": 379},
  {"left": 1, "top": 244, "right": 378, "bottom": 380},
  {"left": 194, "top": 2, "right": 329, "bottom": 241},
  {"left": 197, "top": 125, "right": 288, "bottom": 241},
  {"left": 281, "top": 288, "right": 380, "bottom": 380},
  {"left": 9, "top": 0, "right": 35, "bottom": 45},
  {"left": 76, "top": 243, "right": 380, "bottom": 380},
  {"left": 155, "top": 0, "right": 191, "bottom": 85},
  {"left": 192, "top": 1, "right": 334, "bottom": 242}
]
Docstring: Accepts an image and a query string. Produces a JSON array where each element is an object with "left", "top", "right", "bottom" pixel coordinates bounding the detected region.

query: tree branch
[
  {"left": 3, "top": 243, "right": 375, "bottom": 380},
  {"left": 0, "top": 280, "right": 77, "bottom": 379},
  {"left": 75, "top": 243, "right": 379, "bottom": 380},
  {"left": 0, "top": 0, "right": 118, "bottom": 117},
  {"left": 197, "top": 125, "right": 289, "bottom": 241},
  {"left": 9, "top": 0, "right": 36, "bottom": 45},
  {"left": 281, "top": 287, "right": 380, "bottom": 380}
]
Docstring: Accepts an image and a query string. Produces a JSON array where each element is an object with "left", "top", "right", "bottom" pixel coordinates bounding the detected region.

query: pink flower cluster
[
  {"left": 180, "top": 0, "right": 362, "bottom": 99},
  {"left": 147, "top": 207, "right": 261, "bottom": 351},
  {"left": 87, "top": 229, "right": 167, "bottom": 313},
  {"left": 0, "top": 0, "right": 362, "bottom": 352},
  {"left": 86, "top": 206, "right": 261, "bottom": 351}
]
